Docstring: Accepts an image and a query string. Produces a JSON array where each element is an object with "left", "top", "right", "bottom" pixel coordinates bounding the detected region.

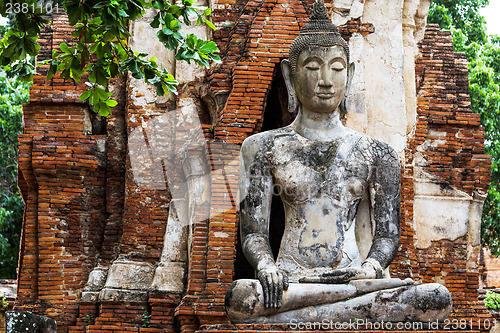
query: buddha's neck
[{"left": 291, "top": 108, "right": 346, "bottom": 142}]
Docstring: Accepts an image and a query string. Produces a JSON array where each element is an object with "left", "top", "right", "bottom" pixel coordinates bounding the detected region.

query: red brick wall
[
  {"left": 483, "top": 249, "right": 500, "bottom": 288},
  {"left": 409, "top": 24, "right": 492, "bottom": 329},
  {"left": 16, "top": 9, "right": 108, "bottom": 333}
]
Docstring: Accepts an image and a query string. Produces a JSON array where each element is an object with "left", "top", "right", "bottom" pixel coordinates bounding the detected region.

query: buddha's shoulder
[
  {"left": 241, "top": 126, "right": 296, "bottom": 151},
  {"left": 347, "top": 130, "right": 399, "bottom": 163},
  {"left": 349, "top": 131, "right": 393, "bottom": 149}
]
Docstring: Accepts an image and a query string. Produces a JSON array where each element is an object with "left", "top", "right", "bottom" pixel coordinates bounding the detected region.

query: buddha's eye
[
  {"left": 331, "top": 62, "right": 345, "bottom": 71},
  {"left": 305, "top": 61, "right": 320, "bottom": 70}
]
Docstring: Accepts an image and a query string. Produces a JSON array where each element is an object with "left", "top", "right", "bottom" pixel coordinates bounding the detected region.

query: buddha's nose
[{"left": 318, "top": 67, "right": 333, "bottom": 87}]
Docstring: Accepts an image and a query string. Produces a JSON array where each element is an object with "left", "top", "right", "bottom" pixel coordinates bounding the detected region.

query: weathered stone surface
[
  {"left": 151, "top": 262, "right": 187, "bottom": 292},
  {"left": 238, "top": 127, "right": 400, "bottom": 282},
  {"left": 227, "top": 282, "right": 451, "bottom": 324},
  {"left": 225, "top": 0, "right": 452, "bottom": 324},
  {"left": 79, "top": 291, "right": 99, "bottom": 303},
  {"left": 83, "top": 266, "right": 108, "bottom": 292},
  {"left": 6, "top": 311, "right": 57, "bottom": 333},
  {"left": 98, "top": 288, "right": 149, "bottom": 303},
  {"left": 0, "top": 280, "right": 16, "bottom": 301},
  {"left": 339, "top": 0, "right": 431, "bottom": 158},
  {"left": 413, "top": 169, "right": 481, "bottom": 249},
  {"left": 103, "top": 260, "right": 155, "bottom": 290},
  {"left": 226, "top": 278, "right": 416, "bottom": 323},
  {"left": 160, "top": 199, "right": 189, "bottom": 264}
]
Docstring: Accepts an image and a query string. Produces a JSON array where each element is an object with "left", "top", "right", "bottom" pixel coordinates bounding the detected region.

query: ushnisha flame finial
[
  {"left": 301, "top": 0, "right": 339, "bottom": 34},
  {"left": 310, "top": 0, "right": 330, "bottom": 20}
]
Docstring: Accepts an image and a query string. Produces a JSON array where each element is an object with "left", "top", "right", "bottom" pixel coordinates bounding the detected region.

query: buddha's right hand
[{"left": 257, "top": 267, "right": 289, "bottom": 309}]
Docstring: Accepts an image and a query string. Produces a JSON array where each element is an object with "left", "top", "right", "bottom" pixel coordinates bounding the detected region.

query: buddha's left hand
[{"left": 299, "top": 261, "right": 378, "bottom": 284}]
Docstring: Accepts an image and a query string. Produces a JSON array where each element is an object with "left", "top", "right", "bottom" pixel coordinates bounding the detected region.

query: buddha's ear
[
  {"left": 281, "top": 59, "right": 298, "bottom": 114},
  {"left": 340, "top": 62, "right": 355, "bottom": 115},
  {"left": 347, "top": 61, "right": 355, "bottom": 92}
]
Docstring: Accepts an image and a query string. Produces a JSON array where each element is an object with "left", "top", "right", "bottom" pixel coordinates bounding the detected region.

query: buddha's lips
[{"left": 316, "top": 92, "right": 335, "bottom": 99}]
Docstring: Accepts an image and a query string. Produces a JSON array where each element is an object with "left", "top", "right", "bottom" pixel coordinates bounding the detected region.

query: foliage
[
  {"left": 428, "top": 0, "right": 489, "bottom": 44},
  {"left": 141, "top": 311, "right": 151, "bottom": 328},
  {"left": 484, "top": 291, "right": 500, "bottom": 310},
  {"left": 83, "top": 314, "right": 94, "bottom": 325},
  {"left": 0, "top": 0, "right": 220, "bottom": 116},
  {"left": 428, "top": 0, "right": 500, "bottom": 255},
  {"left": 0, "top": 22, "right": 27, "bottom": 279},
  {"left": 1, "top": 295, "right": 8, "bottom": 308}
]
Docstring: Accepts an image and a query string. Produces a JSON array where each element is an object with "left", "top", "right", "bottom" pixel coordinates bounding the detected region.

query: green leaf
[
  {"left": 93, "top": 1, "right": 108, "bottom": 9},
  {"left": 170, "top": 19, "right": 180, "bottom": 30},
  {"left": 67, "top": 6, "right": 83, "bottom": 26},
  {"left": 210, "top": 54, "right": 221, "bottom": 62},
  {"left": 94, "top": 66, "right": 109, "bottom": 87},
  {"left": 155, "top": 83, "right": 165, "bottom": 95},
  {"left": 186, "top": 34, "right": 196, "bottom": 49},
  {"left": 89, "top": 17, "right": 103, "bottom": 25},
  {"left": 103, "top": 31, "right": 115, "bottom": 42},
  {"left": 89, "top": 43, "right": 99, "bottom": 54},
  {"left": 96, "top": 102, "right": 111, "bottom": 116},
  {"left": 132, "top": 70, "right": 144, "bottom": 79},
  {"left": 105, "top": 99, "right": 118, "bottom": 107},
  {"left": 183, "top": 12, "right": 191, "bottom": 26},
  {"left": 79, "top": 89, "right": 92, "bottom": 101},
  {"left": 70, "top": 56, "right": 81, "bottom": 70},
  {"left": 203, "top": 18, "right": 216, "bottom": 31},
  {"left": 2, "top": 42, "right": 18, "bottom": 58},
  {"left": 151, "top": 15, "right": 161, "bottom": 29},
  {"left": 117, "top": 8, "right": 129, "bottom": 18},
  {"left": 59, "top": 43, "right": 72, "bottom": 55},
  {"left": 109, "top": 62, "right": 119, "bottom": 77},
  {"left": 144, "top": 68, "right": 155, "bottom": 80},
  {"left": 46, "top": 64, "right": 58, "bottom": 81},
  {"left": 96, "top": 86, "right": 109, "bottom": 101},
  {"left": 129, "top": 60, "right": 140, "bottom": 74}
]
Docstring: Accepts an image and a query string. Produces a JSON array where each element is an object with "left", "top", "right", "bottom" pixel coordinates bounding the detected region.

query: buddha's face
[{"left": 292, "top": 45, "right": 347, "bottom": 114}]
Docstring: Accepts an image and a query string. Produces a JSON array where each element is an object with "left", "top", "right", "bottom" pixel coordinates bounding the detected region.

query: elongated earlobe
[
  {"left": 340, "top": 62, "right": 355, "bottom": 115},
  {"left": 281, "top": 59, "right": 298, "bottom": 114}
]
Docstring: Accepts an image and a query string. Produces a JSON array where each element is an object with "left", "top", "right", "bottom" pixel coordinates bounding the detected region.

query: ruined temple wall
[
  {"left": 14, "top": 1, "right": 493, "bottom": 333},
  {"left": 16, "top": 9, "right": 108, "bottom": 332},
  {"left": 483, "top": 249, "right": 500, "bottom": 288},
  {"left": 410, "top": 25, "right": 492, "bottom": 326}
]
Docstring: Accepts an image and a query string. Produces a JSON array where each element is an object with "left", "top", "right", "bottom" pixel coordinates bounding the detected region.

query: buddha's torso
[{"left": 264, "top": 127, "right": 374, "bottom": 282}]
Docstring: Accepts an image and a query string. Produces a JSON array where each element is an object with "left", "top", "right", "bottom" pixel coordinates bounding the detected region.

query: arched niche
[{"left": 233, "top": 63, "right": 297, "bottom": 279}]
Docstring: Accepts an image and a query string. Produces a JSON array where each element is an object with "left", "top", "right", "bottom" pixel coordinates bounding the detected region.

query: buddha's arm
[
  {"left": 365, "top": 141, "right": 401, "bottom": 274},
  {"left": 239, "top": 136, "right": 288, "bottom": 308},
  {"left": 239, "top": 136, "right": 274, "bottom": 269}
]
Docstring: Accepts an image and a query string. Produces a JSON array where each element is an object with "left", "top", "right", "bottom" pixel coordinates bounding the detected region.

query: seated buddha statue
[{"left": 224, "top": 0, "right": 452, "bottom": 324}]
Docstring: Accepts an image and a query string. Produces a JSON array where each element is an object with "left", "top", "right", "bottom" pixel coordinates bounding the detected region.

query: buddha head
[{"left": 281, "top": 0, "right": 354, "bottom": 116}]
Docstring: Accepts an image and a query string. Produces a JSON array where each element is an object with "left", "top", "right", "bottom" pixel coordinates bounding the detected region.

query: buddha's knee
[
  {"left": 225, "top": 279, "right": 264, "bottom": 323},
  {"left": 401, "top": 283, "right": 452, "bottom": 321}
]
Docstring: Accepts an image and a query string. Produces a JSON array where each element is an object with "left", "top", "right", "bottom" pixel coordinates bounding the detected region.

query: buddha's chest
[{"left": 268, "top": 136, "right": 370, "bottom": 205}]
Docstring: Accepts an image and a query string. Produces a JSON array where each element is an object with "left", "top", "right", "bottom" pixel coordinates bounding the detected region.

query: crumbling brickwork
[
  {"left": 14, "top": 4, "right": 492, "bottom": 333},
  {"left": 410, "top": 24, "right": 492, "bottom": 328},
  {"left": 16, "top": 9, "right": 107, "bottom": 333},
  {"left": 482, "top": 248, "right": 500, "bottom": 288}
]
